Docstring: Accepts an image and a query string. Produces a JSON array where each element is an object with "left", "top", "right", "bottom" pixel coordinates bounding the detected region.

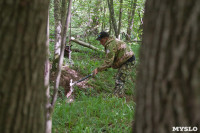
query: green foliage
[
  {"left": 49, "top": 0, "right": 143, "bottom": 132},
  {"left": 48, "top": 0, "right": 146, "bottom": 41},
  {"left": 49, "top": 38, "right": 140, "bottom": 132},
  {"left": 52, "top": 95, "right": 135, "bottom": 133}
]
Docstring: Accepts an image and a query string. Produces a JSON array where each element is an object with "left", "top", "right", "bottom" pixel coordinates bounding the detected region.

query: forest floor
[
  {"left": 49, "top": 40, "right": 139, "bottom": 132},
  {"left": 51, "top": 65, "right": 135, "bottom": 103},
  {"left": 50, "top": 66, "right": 94, "bottom": 102}
]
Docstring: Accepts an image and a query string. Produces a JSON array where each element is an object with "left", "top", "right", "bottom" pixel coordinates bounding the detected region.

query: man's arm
[{"left": 97, "top": 45, "right": 116, "bottom": 72}]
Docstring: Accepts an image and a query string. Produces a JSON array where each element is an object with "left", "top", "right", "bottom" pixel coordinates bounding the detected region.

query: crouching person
[{"left": 93, "top": 31, "right": 135, "bottom": 97}]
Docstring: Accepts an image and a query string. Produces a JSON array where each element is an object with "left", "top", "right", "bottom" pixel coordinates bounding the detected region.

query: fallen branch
[{"left": 70, "top": 37, "right": 104, "bottom": 52}]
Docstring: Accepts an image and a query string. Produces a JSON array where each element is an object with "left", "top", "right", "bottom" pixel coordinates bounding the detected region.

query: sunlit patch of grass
[{"left": 52, "top": 95, "right": 135, "bottom": 133}]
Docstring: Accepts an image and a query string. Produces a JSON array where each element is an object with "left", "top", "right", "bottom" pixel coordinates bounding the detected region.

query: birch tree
[{"left": 53, "top": 0, "right": 68, "bottom": 70}]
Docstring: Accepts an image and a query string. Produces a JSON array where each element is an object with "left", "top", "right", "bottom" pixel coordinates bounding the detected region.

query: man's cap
[{"left": 96, "top": 31, "right": 109, "bottom": 40}]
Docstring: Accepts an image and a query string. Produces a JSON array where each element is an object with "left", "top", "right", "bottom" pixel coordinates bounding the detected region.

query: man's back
[{"left": 104, "top": 37, "right": 134, "bottom": 68}]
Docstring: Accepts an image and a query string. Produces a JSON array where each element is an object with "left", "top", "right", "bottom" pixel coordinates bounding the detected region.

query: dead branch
[{"left": 70, "top": 37, "right": 104, "bottom": 52}]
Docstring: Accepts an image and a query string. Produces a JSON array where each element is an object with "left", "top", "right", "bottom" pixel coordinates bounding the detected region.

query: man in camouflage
[{"left": 93, "top": 31, "right": 135, "bottom": 97}]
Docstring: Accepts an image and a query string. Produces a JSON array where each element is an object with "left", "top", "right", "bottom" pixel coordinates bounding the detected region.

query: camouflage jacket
[{"left": 97, "top": 37, "right": 134, "bottom": 72}]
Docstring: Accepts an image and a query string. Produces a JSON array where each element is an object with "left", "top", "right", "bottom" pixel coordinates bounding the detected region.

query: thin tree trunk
[
  {"left": 51, "top": 0, "right": 72, "bottom": 111},
  {"left": 138, "top": 11, "right": 143, "bottom": 40},
  {"left": 61, "top": 0, "right": 70, "bottom": 66},
  {"left": 107, "top": 0, "right": 118, "bottom": 37},
  {"left": 53, "top": 0, "right": 62, "bottom": 65},
  {"left": 126, "top": 0, "right": 137, "bottom": 41},
  {"left": 91, "top": 0, "right": 101, "bottom": 35},
  {"left": 0, "top": 1, "right": 49, "bottom": 133},
  {"left": 53, "top": 0, "right": 68, "bottom": 70},
  {"left": 109, "top": 14, "right": 112, "bottom": 34},
  {"left": 61, "top": 0, "right": 67, "bottom": 27},
  {"left": 134, "top": 0, "right": 200, "bottom": 132},
  {"left": 45, "top": 7, "right": 51, "bottom": 133},
  {"left": 102, "top": 6, "right": 106, "bottom": 31},
  {"left": 68, "top": 17, "right": 72, "bottom": 65},
  {"left": 117, "top": 0, "right": 123, "bottom": 39}
]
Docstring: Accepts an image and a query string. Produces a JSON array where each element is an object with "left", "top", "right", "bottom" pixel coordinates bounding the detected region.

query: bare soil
[{"left": 50, "top": 66, "right": 92, "bottom": 96}]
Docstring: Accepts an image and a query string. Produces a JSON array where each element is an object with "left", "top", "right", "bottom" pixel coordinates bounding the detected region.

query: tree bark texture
[
  {"left": 51, "top": 0, "right": 72, "bottom": 110},
  {"left": 54, "top": 0, "right": 62, "bottom": 59},
  {"left": 107, "top": 0, "right": 118, "bottom": 37},
  {"left": 126, "top": 0, "right": 137, "bottom": 41},
  {"left": 61, "top": 0, "right": 68, "bottom": 28},
  {"left": 0, "top": 1, "right": 49, "bottom": 133},
  {"left": 45, "top": 7, "right": 51, "bottom": 133},
  {"left": 134, "top": 0, "right": 200, "bottom": 133},
  {"left": 117, "top": 0, "right": 123, "bottom": 39},
  {"left": 91, "top": 0, "right": 101, "bottom": 35},
  {"left": 102, "top": 6, "right": 106, "bottom": 31}
]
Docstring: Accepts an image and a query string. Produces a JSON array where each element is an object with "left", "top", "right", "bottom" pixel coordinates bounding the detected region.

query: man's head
[{"left": 96, "top": 31, "right": 109, "bottom": 46}]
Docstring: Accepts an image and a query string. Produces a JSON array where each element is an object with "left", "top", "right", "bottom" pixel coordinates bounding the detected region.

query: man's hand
[{"left": 93, "top": 68, "right": 98, "bottom": 77}]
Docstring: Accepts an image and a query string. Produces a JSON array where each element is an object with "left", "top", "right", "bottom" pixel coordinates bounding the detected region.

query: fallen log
[{"left": 70, "top": 37, "right": 104, "bottom": 52}]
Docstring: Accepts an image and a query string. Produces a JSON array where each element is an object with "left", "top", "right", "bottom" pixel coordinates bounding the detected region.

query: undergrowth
[
  {"left": 52, "top": 95, "right": 135, "bottom": 133},
  {"left": 50, "top": 37, "right": 140, "bottom": 132}
]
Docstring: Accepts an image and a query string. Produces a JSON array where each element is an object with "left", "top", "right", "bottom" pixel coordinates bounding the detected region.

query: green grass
[{"left": 52, "top": 95, "right": 135, "bottom": 133}]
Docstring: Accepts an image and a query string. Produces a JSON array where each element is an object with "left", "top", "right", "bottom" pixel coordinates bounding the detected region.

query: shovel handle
[{"left": 75, "top": 73, "right": 93, "bottom": 84}]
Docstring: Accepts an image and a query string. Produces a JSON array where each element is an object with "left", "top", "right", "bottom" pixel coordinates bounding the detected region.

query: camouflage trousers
[{"left": 114, "top": 61, "right": 135, "bottom": 96}]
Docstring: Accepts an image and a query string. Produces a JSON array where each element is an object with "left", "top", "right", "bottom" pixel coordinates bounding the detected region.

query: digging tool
[{"left": 70, "top": 73, "right": 93, "bottom": 87}]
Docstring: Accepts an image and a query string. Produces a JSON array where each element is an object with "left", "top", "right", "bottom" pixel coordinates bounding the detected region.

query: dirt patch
[{"left": 50, "top": 66, "right": 92, "bottom": 97}]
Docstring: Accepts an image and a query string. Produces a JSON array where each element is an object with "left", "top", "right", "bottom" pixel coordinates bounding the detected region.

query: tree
[
  {"left": 0, "top": 1, "right": 49, "bottom": 133},
  {"left": 134, "top": 0, "right": 200, "bottom": 132},
  {"left": 45, "top": 7, "right": 51, "bottom": 133},
  {"left": 117, "top": 0, "right": 123, "bottom": 39},
  {"left": 53, "top": 0, "right": 68, "bottom": 70},
  {"left": 54, "top": 0, "right": 62, "bottom": 63},
  {"left": 126, "top": 0, "right": 137, "bottom": 41},
  {"left": 107, "top": 0, "right": 118, "bottom": 37},
  {"left": 90, "top": 0, "right": 101, "bottom": 35},
  {"left": 46, "top": 0, "right": 72, "bottom": 132}
]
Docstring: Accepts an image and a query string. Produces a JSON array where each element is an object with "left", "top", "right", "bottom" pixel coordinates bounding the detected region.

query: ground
[
  {"left": 50, "top": 66, "right": 92, "bottom": 98},
  {"left": 50, "top": 66, "right": 135, "bottom": 103}
]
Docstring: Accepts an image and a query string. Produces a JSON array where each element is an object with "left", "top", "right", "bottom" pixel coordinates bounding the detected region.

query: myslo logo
[{"left": 172, "top": 127, "right": 198, "bottom": 132}]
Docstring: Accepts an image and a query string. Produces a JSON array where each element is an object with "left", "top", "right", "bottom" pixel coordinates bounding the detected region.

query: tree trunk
[
  {"left": 117, "top": 0, "right": 123, "bottom": 39},
  {"left": 101, "top": 6, "right": 106, "bottom": 31},
  {"left": 138, "top": 11, "right": 143, "bottom": 40},
  {"left": 53, "top": 0, "right": 62, "bottom": 62},
  {"left": 109, "top": 14, "right": 112, "bottom": 34},
  {"left": 91, "top": 0, "right": 101, "bottom": 35},
  {"left": 134, "top": 0, "right": 200, "bottom": 133},
  {"left": 61, "top": 0, "right": 68, "bottom": 28},
  {"left": 126, "top": 0, "right": 137, "bottom": 41},
  {"left": 107, "top": 0, "right": 118, "bottom": 37},
  {"left": 53, "top": 0, "right": 68, "bottom": 70},
  {"left": 45, "top": 7, "right": 51, "bottom": 133},
  {"left": 0, "top": 1, "right": 49, "bottom": 133},
  {"left": 51, "top": 0, "right": 72, "bottom": 113}
]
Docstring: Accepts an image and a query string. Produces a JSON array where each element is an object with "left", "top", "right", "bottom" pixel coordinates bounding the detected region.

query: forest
[{"left": 0, "top": 0, "right": 200, "bottom": 133}]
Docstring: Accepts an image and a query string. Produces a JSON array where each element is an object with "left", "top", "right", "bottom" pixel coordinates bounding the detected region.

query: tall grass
[{"left": 52, "top": 95, "right": 135, "bottom": 133}]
